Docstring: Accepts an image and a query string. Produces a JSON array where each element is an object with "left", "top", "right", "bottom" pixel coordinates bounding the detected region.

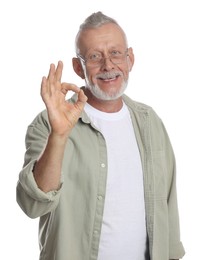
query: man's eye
[
  {"left": 110, "top": 50, "right": 122, "bottom": 57},
  {"left": 89, "top": 53, "right": 102, "bottom": 60}
]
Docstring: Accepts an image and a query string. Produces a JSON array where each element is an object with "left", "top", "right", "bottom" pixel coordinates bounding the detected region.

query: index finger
[{"left": 61, "top": 83, "right": 81, "bottom": 95}]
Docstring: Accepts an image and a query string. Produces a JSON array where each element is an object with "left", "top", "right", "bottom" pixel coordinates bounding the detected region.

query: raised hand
[{"left": 41, "top": 61, "right": 87, "bottom": 136}]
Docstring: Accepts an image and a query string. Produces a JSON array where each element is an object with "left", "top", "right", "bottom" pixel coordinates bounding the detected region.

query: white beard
[{"left": 85, "top": 79, "right": 128, "bottom": 101}]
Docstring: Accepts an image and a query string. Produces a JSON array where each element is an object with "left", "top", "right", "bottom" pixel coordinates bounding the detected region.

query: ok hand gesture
[{"left": 41, "top": 61, "right": 87, "bottom": 136}]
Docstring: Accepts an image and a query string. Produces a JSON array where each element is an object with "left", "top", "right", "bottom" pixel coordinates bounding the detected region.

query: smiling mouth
[
  {"left": 101, "top": 76, "right": 119, "bottom": 81},
  {"left": 97, "top": 73, "right": 121, "bottom": 81}
]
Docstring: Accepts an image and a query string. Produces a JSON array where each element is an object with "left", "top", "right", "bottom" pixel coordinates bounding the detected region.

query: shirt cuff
[
  {"left": 19, "top": 160, "right": 63, "bottom": 202},
  {"left": 169, "top": 241, "right": 185, "bottom": 259}
]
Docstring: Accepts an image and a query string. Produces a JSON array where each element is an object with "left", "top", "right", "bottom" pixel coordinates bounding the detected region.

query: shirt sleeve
[
  {"left": 16, "top": 111, "right": 63, "bottom": 218},
  {"left": 161, "top": 121, "right": 185, "bottom": 259},
  {"left": 167, "top": 161, "right": 185, "bottom": 259}
]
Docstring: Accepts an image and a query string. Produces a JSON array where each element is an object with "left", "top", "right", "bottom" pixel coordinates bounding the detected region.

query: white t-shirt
[{"left": 84, "top": 102, "right": 147, "bottom": 260}]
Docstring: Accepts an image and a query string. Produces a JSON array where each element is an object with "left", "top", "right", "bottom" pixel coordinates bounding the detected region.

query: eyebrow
[{"left": 85, "top": 45, "right": 125, "bottom": 54}]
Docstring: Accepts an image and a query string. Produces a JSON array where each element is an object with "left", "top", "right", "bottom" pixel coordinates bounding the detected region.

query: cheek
[
  {"left": 118, "top": 63, "right": 130, "bottom": 79},
  {"left": 85, "top": 69, "right": 98, "bottom": 84},
  {"left": 122, "top": 67, "right": 130, "bottom": 81},
  {"left": 125, "top": 62, "right": 132, "bottom": 76}
]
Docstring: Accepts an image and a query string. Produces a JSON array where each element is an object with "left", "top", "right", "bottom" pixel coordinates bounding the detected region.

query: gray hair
[
  {"left": 75, "top": 11, "right": 127, "bottom": 54},
  {"left": 79, "top": 11, "right": 119, "bottom": 30}
]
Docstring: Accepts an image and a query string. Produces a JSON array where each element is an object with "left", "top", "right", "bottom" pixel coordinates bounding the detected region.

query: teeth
[
  {"left": 97, "top": 72, "right": 121, "bottom": 80},
  {"left": 103, "top": 76, "right": 117, "bottom": 80},
  {"left": 103, "top": 77, "right": 116, "bottom": 81}
]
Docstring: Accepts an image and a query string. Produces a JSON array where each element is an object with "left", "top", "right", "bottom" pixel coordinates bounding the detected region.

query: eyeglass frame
[{"left": 76, "top": 48, "right": 129, "bottom": 67}]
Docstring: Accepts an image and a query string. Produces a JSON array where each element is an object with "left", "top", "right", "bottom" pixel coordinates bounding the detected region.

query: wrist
[{"left": 48, "top": 131, "right": 69, "bottom": 146}]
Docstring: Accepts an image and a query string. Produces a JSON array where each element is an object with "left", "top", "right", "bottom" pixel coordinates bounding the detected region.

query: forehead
[{"left": 77, "top": 23, "right": 127, "bottom": 53}]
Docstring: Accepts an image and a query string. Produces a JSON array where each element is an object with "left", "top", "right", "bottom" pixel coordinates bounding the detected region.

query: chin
[{"left": 87, "top": 82, "right": 128, "bottom": 101}]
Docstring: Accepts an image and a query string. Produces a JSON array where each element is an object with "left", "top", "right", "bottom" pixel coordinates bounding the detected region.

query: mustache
[{"left": 96, "top": 71, "right": 123, "bottom": 80}]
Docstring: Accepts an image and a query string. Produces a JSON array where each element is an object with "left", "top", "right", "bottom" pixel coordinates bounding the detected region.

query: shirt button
[
  {"left": 101, "top": 163, "right": 106, "bottom": 168},
  {"left": 98, "top": 195, "right": 103, "bottom": 201},
  {"left": 94, "top": 230, "right": 99, "bottom": 235}
]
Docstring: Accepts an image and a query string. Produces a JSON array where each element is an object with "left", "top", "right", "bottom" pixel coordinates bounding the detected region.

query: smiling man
[
  {"left": 17, "top": 11, "right": 185, "bottom": 260},
  {"left": 73, "top": 21, "right": 133, "bottom": 107}
]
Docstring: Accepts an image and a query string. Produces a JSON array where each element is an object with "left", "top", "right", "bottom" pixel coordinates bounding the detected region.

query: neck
[{"left": 84, "top": 88, "right": 123, "bottom": 113}]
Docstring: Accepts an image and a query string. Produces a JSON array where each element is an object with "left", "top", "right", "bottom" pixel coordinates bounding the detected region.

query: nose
[{"left": 101, "top": 57, "right": 115, "bottom": 71}]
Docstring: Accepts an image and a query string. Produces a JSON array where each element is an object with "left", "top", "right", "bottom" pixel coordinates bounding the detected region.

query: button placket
[
  {"left": 90, "top": 130, "right": 108, "bottom": 259},
  {"left": 100, "top": 163, "right": 106, "bottom": 168}
]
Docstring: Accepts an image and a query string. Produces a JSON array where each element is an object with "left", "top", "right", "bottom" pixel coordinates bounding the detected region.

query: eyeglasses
[{"left": 77, "top": 49, "right": 129, "bottom": 67}]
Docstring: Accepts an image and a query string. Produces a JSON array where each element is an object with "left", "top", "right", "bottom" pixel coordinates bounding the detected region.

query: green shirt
[{"left": 17, "top": 94, "right": 185, "bottom": 260}]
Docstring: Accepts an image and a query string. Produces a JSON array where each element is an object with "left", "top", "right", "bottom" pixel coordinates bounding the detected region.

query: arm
[
  {"left": 33, "top": 61, "right": 87, "bottom": 192},
  {"left": 161, "top": 122, "right": 185, "bottom": 259},
  {"left": 17, "top": 61, "right": 87, "bottom": 218}
]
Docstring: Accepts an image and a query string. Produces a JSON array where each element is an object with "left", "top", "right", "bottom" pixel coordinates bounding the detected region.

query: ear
[
  {"left": 127, "top": 47, "right": 135, "bottom": 72},
  {"left": 72, "top": 57, "right": 85, "bottom": 79}
]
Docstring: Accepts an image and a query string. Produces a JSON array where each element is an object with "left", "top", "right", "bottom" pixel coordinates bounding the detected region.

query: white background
[{"left": 0, "top": 0, "right": 199, "bottom": 259}]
